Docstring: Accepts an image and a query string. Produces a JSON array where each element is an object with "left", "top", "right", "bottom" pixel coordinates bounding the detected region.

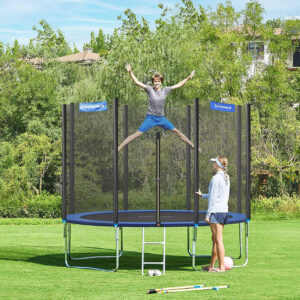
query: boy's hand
[
  {"left": 125, "top": 63, "right": 132, "bottom": 72},
  {"left": 189, "top": 70, "right": 195, "bottom": 79}
]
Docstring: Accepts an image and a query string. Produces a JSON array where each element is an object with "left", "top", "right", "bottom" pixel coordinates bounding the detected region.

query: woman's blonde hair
[
  {"left": 218, "top": 156, "right": 229, "bottom": 184},
  {"left": 151, "top": 74, "right": 164, "bottom": 83}
]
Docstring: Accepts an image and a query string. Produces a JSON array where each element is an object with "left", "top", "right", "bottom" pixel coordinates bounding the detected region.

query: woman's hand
[
  {"left": 189, "top": 70, "right": 195, "bottom": 79},
  {"left": 125, "top": 63, "right": 132, "bottom": 72},
  {"left": 195, "top": 189, "right": 202, "bottom": 197}
]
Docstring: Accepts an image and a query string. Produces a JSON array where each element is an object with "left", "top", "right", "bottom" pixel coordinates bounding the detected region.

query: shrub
[
  {"left": 0, "top": 193, "right": 61, "bottom": 218},
  {"left": 252, "top": 194, "right": 300, "bottom": 218}
]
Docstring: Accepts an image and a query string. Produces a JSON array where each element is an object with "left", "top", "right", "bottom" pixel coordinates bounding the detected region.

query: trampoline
[
  {"left": 62, "top": 99, "right": 251, "bottom": 273},
  {"left": 66, "top": 210, "right": 247, "bottom": 227}
]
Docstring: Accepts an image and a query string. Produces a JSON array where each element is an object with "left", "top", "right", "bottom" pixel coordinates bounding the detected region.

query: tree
[
  {"left": 32, "top": 20, "right": 72, "bottom": 58},
  {"left": 117, "top": 9, "right": 151, "bottom": 43},
  {"left": 0, "top": 133, "right": 60, "bottom": 200},
  {"left": 0, "top": 41, "right": 4, "bottom": 56},
  {"left": 83, "top": 29, "right": 109, "bottom": 57},
  {"left": 0, "top": 61, "right": 60, "bottom": 140}
]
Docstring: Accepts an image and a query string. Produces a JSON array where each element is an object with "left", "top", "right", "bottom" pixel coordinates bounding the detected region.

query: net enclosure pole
[
  {"left": 186, "top": 105, "right": 191, "bottom": 210},
  {"left": 245, "top": 104, "right": 251, "bottom": 219},
  {"left": 237, "top": 105, "right": 242, "bottom": 213},
  {"left": 156, "top": 132, "right": 161, "bottom": 226},
  {"left": 123, "top": 105, "right": 128, "bottom": 210},
  {"left": 114, "top": 98, "right": 119, "bottom": 224},
  {"left": 194, "top": 98, "right": 199, "bottom": 224},
  {"left": 62, "top": 104, "right": 67, "bottom": 220},
  {"left": 69, "top": 103, "right": 75, "bottom": 214}
]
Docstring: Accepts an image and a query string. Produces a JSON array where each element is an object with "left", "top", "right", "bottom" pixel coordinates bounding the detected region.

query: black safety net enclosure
[{"left": 62, "top": 99, "right": 250, "bottom": 226}]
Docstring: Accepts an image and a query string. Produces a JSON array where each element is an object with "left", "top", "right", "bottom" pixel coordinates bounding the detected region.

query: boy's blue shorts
[
  {"left": 138, "top": 114, "right": 175, "bottom": 132},
  {"left": 210, "top": 213, "right": 228, "bottom": 225}
]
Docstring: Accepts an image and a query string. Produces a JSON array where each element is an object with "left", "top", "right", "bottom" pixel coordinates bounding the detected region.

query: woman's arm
[
  {"left": 171, "top": 70, "right": 195, "bottom": 90},
  {"left": 125, "top": 64, "right": 147, "bottom": 90},
  {"left": 206, "top": 177, "right": 218, "bottom": 213},
  {"left": 196, "top": 188, "right": 208, "bottom": 198}
]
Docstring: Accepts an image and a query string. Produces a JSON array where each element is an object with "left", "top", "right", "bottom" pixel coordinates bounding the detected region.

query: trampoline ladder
[{"left": 141, "top": 227, "right": 166, "bottom": 275}]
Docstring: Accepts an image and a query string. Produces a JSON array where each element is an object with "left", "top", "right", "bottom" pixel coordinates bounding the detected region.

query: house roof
[
  {"left": 20, "top": 57, "right": 44, "bottom": 70},
  {"left": 21, "top": 51, "right": 101, "bottom": 69},
  {"left": 56, "top": 51, "right": 100, "bottom": 63},
  {"left": 234, "top": 25, "right": 299, "bottom": 40}
]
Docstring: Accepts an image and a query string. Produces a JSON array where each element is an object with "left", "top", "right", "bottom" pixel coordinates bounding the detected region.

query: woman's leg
[
  {"left": 118, "top": 131, "right": 143, "bottom": 151},
  {"left": 210, "top": 223, "right": 225, "bottom": 271},
  {"left": 171, "top": 128, "right": 194, "bottom": 148},
  {"left": 217, "top": 223, "right": 225, "bottom": 270},
  {"left": 209, "top": 224, "right": 218, "bottom": 268}
]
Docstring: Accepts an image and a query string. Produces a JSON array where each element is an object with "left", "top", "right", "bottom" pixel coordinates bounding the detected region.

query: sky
[{"left": 0, "top": 0, "right": 299, "bottom": 50}]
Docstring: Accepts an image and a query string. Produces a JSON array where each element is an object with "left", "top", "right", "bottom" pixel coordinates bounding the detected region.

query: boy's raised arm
[
  {"left": 171, "top": 70, "right": 195, "bottom": 90},
  {"left": 125, "top": 64, "right": 147, "bottom": 90}
]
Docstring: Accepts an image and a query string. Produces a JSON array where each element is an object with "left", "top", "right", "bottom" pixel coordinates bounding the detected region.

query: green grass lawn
[{"left": 1, "top": 217, "right": 300, "bottom": 299}]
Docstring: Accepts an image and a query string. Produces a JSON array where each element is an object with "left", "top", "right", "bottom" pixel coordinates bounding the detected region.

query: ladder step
[
  {"left": 142, "top": 227, "right": 166, "bottom": 275},
  {"left": 144, "top": 242, "right": 165, "bottom": 245}
]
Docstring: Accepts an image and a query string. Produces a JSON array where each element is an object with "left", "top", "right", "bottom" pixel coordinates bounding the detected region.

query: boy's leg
[
  {"left": 118, "top": 131, "right": 143, "bottom": 152},
  {"left": 171, "top": 128, "right": 195, "bottom": 148},
  {"left": 118, "top": 115, "right": 155, "bottom": 151},
  {"left": 157, "top": 117, "right": 195, "bottom": 148}
]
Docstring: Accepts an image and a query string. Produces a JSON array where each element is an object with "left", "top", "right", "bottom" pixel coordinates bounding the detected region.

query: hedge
[{"left": 0, "top": 193, "right": 61, "bottom": 218}]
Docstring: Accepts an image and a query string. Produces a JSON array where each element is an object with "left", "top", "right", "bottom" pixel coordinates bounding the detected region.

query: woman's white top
[{"left": 202, "top": 171, "right": 230, "bottom": 213}]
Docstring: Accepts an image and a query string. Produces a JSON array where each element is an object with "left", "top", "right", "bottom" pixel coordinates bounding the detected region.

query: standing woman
[
  {"left": 118, "top": 64, "right": 195, "bottom": 151},
  {"left": 196, "top": 156, "right": 230, "bottom": 272}
]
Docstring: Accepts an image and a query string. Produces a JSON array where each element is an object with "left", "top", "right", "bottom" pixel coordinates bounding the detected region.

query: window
[
  {"left": 293, "top": 44, "right": 300, "bottom": 67},
  {"left": 247, "top": 42, "right": 264, "bottom": 60}
]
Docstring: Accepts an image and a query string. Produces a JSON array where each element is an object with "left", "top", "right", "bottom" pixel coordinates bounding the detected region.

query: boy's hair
[{"left": 151, "top": 74, "right": 164, "bottom": 83}]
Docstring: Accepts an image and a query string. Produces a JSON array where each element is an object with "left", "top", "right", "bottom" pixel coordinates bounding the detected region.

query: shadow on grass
[{"left": 0, "top": 247, "right": 211, "bottom": 271}]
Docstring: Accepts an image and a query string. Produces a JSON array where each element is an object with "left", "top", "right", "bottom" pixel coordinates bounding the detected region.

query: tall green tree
[
  {"left": 83, "top": 29, "right": 109, "bottom": 57},
  {"left": 32, "top": 20, "right": 72, "bottom": 58},
  {"left": 0, "top": 61, "right": 61, "bottom": 140},
  {"left": 0, "top": 133, "right": 60, "bottom": 201}
]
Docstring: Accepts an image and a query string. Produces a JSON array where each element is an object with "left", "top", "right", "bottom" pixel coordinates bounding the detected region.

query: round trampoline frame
[
  {"left": 62, "top": 99, "right": 251, "bottom": 273},
  {"left": 66, "top": 210, "right": 247, "bottom": 227}
]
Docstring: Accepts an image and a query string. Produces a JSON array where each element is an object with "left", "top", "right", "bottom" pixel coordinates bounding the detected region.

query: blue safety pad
[{"left": 65, "top": 210, "right": 247, "bottom": 227}]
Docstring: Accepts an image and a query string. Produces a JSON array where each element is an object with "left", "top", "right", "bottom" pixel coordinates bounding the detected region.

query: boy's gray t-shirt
[{"left": 145, "top": 85, "right": 172, "bottom": 116}]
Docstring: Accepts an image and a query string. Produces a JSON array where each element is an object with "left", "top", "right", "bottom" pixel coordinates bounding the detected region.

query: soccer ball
[{"left": 224, "top": 256, "right": 233, "bottom": 270}]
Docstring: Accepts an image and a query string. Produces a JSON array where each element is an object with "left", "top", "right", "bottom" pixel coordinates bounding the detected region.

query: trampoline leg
[
  {"left": 114, "top": 226, "right": 119, "bottom": 272},
  {"left": 192, "top": 226, "right": 197, "bottom": 270},
  {"left": 231, "top": 223, "right": 243, "bottom": 260},
  {"left": 67, "top": 223, "right": 71, "bottom": 258},
  {"left": 64, "top": 223, "right": 123, "bottom": 271},
  {"left": 238, "top": 223, "right": 243, "bottom": 259},
  {"left": 232, "top": 221, "right": 249, "bottom": 268},
  {"left": 64, "top": 223, "right": 70, "bottom": 266},
  {"left": 142, "top": 228, "right": 144, "bottom": 276},
  {"left": 239, "top": 223, "right": 243, "bottom": 258},
  {"left": 187, "top": 227, "right": 211, "bottom": 259}
]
